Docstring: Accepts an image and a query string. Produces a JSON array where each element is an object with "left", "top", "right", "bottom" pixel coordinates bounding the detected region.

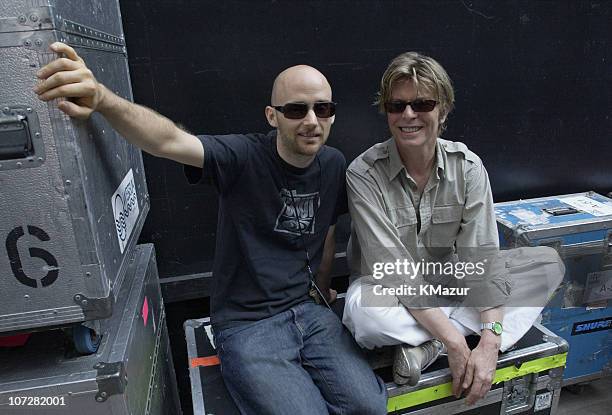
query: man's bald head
[
  {"left": 265, "top": 65, "right": 335, "bottom": 167},
  {"left": 271, "top": 65, "right": 332, "bottom": 105}
]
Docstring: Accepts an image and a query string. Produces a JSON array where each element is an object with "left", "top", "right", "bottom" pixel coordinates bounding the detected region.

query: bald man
[{"left": 35, "top": 43, "right": 387, "bottom": 414}]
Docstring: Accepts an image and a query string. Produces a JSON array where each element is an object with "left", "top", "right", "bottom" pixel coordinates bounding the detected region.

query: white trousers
[{"left": 342, "top": 247, "right": 565, "bottom": 352}]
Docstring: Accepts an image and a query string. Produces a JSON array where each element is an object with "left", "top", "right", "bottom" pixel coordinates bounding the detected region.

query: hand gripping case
[
  {"left": 0, "top": 0, "right": 149, "bottom": 333},
  {"left": 495, "top": 191, "right": 612, "bottom": 384}
]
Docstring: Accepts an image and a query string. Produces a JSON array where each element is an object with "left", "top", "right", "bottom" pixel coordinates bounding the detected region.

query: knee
[
  {"left": 344, "top": 304, "right": 389, "bottom": 347},
  {"left": 344, "top": 282, "right": 401, "bottom": 328},
  {"left": 537, "top": 245, "right": 563, "bottom": 262},
  {"left": 536, "top": 246, "right": 566, "bottom": 285}
]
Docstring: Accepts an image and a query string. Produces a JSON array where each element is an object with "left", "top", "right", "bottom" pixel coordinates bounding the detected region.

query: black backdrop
[
  {"left": 117, "top": 2, "right": 612, "bottom": 412},
  {"left": 119, "top": 0, "right": 612, "bottom": 280}
]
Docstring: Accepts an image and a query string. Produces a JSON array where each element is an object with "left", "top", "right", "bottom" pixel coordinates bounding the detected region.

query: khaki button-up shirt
[{"left": 347, "top": 137, "right": 511, "bottom": 310}]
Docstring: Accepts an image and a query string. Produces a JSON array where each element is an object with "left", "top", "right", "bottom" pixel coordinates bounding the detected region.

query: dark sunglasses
[
  {"left": 384, "top": 99, "right": 437, "bottom": 113},
  {"left": 272, "top": 102, "right": 336, "bottom": 119}
]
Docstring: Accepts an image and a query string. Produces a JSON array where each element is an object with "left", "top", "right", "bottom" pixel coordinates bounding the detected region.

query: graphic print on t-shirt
[{"left": 274, "top": 188, "right": 320, "bottom": 235}]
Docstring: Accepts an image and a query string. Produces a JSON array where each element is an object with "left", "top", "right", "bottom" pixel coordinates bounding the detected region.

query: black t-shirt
[{"left": 188, "top": 131, "right": 347, "bottom": 331}]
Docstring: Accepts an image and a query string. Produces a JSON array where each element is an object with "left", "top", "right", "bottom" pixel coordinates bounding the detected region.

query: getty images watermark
[
  {"left": 371, "top": 258, "right": 487, "bottom": 297},
  {"left": 358, "top": 246, "right": 565, "bottom": 308}
]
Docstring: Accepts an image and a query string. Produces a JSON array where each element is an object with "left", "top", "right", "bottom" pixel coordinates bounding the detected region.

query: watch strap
[{"left": 480, "top": 321, "right": 503, "bottom": 335}]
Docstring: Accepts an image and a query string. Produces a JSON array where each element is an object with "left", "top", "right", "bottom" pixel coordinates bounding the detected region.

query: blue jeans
[{"left": 215, "top": 301, "right": 387, "bottom": 415}]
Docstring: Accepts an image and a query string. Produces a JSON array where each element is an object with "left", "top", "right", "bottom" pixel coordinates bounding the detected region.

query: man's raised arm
[{"left": 34, "top": 42, "right": 203, "bottom": 168}]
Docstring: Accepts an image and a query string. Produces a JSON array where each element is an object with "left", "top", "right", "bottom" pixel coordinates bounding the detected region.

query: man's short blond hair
[{"left": 375, "top": 52, "right": 455, "bottom": 133}]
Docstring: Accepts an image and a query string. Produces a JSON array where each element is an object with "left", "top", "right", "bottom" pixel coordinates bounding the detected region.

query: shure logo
[{"left": 571, "top": 318, "right": 612, "bottom": 336}]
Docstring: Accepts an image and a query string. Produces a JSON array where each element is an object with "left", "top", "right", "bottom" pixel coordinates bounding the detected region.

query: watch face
[{"left": 493, "top": 322, "right": 503, "bottom": 335}]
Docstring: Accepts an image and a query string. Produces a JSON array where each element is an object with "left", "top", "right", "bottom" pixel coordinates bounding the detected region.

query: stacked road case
[
  {"left": 0, "top": 0, "right": 149, "bottom": 334},
  {"left": 0, "top": 2, "right": 182, "bottom": 413},
  {"left": 0, "top": 244, "right": 182, "bottom": 414},
  {"left": 495, "top": 191, "right": 612, "bottom": 384},
  {"left": 185, "top": 317, "right": 568, "bottom": 414}
]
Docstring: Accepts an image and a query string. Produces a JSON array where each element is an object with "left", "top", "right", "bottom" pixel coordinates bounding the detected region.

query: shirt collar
[
  {"left": 387, "top": 138, "right": 404, "bottom": 181},
  {"left": 434, "top": 139, "right": 445, "bottom": 180},
  {"left": 387, "top": 138, "right": 446, "bottom": 181}
]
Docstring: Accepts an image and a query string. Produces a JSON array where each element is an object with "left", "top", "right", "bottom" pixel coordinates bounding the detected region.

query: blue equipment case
[{"left": 495, "top": 191, "right": 612, "bottom": 385}]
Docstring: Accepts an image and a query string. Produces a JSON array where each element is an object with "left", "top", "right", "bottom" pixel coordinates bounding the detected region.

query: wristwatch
[{"left": 480, "top": 321, "right": 503, "bottom": 335}]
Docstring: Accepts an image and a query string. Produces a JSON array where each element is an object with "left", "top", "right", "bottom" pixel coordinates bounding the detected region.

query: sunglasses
[
  {"left": 384, "top": 99, "right": 437, "bottom": 113},
  {"left": 272, "top": 102, "right": 336, "bottom": 119}
]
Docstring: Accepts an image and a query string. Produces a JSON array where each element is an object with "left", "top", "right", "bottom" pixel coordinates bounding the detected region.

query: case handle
[
  {"left": 543, "top": 206, "right": 579, "bottom": 216},
  {"left": 0, "top": 106, "right": 44, "bottom": 170},
  {"left": 0, "top": 114, "right": 32, "bottom": 160}
]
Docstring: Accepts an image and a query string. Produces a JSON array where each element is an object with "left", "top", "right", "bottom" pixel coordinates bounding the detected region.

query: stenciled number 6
[{"left": 5, "top": 225, "right": 59, "bottom": 288}]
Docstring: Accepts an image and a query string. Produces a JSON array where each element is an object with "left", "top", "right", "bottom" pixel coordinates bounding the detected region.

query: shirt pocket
[
  {"left": 388, "top": 205, "right": 418, "bottom": 241},
  {"left": 429, "top": 205, "right": 463, "bottom": 247}
]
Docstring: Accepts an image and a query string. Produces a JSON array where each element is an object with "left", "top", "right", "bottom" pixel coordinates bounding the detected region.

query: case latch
[
  {"left": 0, "top": 106, "right": 44, "bottom": 170},
  {"left": 501, "top": 373, "right": 538, "bottom": 414},
  {"left": 0, "top": 114, "right": 32, "bottom": 160}
]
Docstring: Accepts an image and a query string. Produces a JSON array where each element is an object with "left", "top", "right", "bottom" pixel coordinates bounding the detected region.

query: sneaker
[{"left": 393, "top": 339, "right": 446, "bottom": 386}]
